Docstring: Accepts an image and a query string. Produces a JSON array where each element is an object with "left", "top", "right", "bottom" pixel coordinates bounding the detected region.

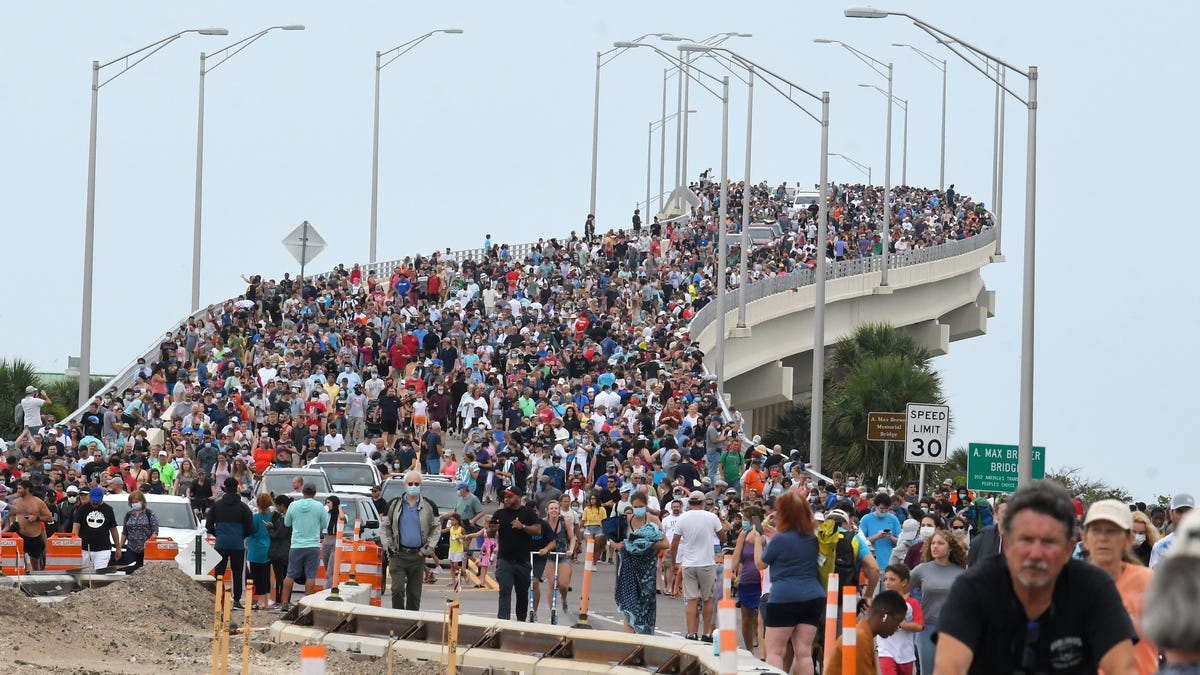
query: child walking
[{"left": 877, "top": 564, "right": 925, "bottom": 675}]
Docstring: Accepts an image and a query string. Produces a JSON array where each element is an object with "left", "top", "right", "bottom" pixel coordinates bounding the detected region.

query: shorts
[
  {"left": 449, "top": 552, "right": 465, "bottom": 563},
  {"left": 585, "top": 525, "right": 603, "bottom": 538},
  {"left": 532, "top": 555, "right": 548, "bottom": 579},
  {"left": 759, "top": 593, "right": 770, "bottom": 620},
  {"left": 737, "top": 582, "right": 762, "bottom": 610},
  {"left": 879, "top": 657, "right": 915, "bottom": 675},
  {"left": 763, "top": 597, "right": 824, "bottom": 628},
  {"left": 682, "top": 565, "right": 716, "bottom": 601},
  {"left": 20, "top": 533, "right": 46, "bottom": 559},
  {"left": 286, "top": 547, "right": 320, "bottom": 580}
]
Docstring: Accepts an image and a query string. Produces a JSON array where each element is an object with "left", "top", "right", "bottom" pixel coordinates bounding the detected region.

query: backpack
[
  {"left": 965, "top": 499, "right": 994, "bottom": 531},
  {"left": 13, "top": 402, "right": 23, "bottom": 426},
  {"left": 817, "top": 518, "right": 861, "bottom": 589}
]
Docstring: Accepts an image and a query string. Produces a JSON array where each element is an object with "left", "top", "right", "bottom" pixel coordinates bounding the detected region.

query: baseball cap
[
  {"left": 503, "top": 487, "right": 521, "bottom": 497},
  {"left": 1171, "top": 493, "right": 1195, "bottom": 511},
  {"left": 25, "top": 386, "right": 37, "bottom": 394},
  {"left": 89, "top": 487, "right": 104, "bottom": 502},
  {"left": 66, "top": 485, "right": 80, "bottom": 494},
  {"left": 456, "top": 482, "right": 471, "bottom": 491},
  {"left": 688, "top": 490, "right": 705, "bottom": 503},
  {"left": 1084, "top": 500, "right": 1133, "bottom": 530}
]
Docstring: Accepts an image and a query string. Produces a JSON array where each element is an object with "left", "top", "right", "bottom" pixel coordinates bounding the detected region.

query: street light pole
[
  {"left": 79, "top": 27, "right": 228, "bottom": 409},
  {"left": 589, "top": 50, "right": 601, "bottom": 219},
  {"left": 830, "top": 153, "right": 872, "bottom": 185},
  {"left": 370, "top": 28, "right": 463, "bottom": 264},
  {"left": 846, "top": 5, "right": 1039, "bottom": 485},
  {"left": 815, "top": 38, "right": 893, "bottom": 287},
  {"left": 894, "top": 43, "right": 947, "bottom": 191},
  {"left": 860, "top": 84, "right": 907, "bottom": 189},
  {"left": 659, "top": 68, "right": 669, "bottom": 216},
  {"left": 192, "top": 25, "right": 304, "bottom": 312},
  {"left": 715, "top": 76, "right": 730, "bottom": 387},
  {"left": 737, "top": 67, "right": 754, "bottom": 329}
]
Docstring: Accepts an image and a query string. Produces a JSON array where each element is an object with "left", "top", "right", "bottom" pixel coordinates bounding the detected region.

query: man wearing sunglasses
[{"left": 933, "top": 481, "right": 1137, "bottom": 674}]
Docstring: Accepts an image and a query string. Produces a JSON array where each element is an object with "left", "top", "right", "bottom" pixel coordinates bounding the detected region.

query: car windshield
[
  {"left": 321, "top": 465, "right": 376, "bottom": 486},
  {"left": 380, "top": 479, "right": 458, "bottom": 512},
  {"left": 110, "top": 500, "right": 196, "bottom": 530},
  {"left": 264, "top": 472, "right": 330, "bottom": 496},
  {"left": 312, "top": 452, "right": 366, "bottom": 464}
]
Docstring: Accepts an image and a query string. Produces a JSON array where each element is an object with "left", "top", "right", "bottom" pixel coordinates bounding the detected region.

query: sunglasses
[{"left": 405, "top": 482, "right": 421, "bottom": 487}]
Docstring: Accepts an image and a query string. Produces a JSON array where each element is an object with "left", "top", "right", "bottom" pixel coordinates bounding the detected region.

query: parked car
[
  {"left": 110, "top": 494, "right": 222, "bottom": 573},
  {"left": 254, "top": 467, "right": 332, "bottom": 498},
  {"left": 790, "top": 189, "right": 821, "bottom": 216},
  {"left": 280, "top": 491, "right": 382, "bottom": 542},
  {"left": 746, "top": 221, "right": 783, "bottom": 245},
  {"left": 379, "top": 474, "right": 459, "bottom": 559},
  {"left": 317, "top": 462, "right": 381, "bottom": 496},
  {"left": 307, "top": 452, "right": 370, "bottom": 465}
]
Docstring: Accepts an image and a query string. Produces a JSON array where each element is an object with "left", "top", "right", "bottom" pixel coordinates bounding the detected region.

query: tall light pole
[
  {"left": 370, "top": 28, "right": 463, "bottom": 264},
  {"left": 615, "top": 41, "right": 732, "bottom": 389},
  {"left": 677, "top": 43, "right": 830, "bottom": 471},
  {"left": 79, "top": 27, "right": 228, "bottom": 409},
  {"left": 893, "top": 43, "right": 947, "bottom": 190},
  {"left": 859, "top": 84, "right": 907, "bottom": 187},
  {"left": 847, "top": 5, "right": 1039, "bottom": 486},
  {"left": 192, "top": 24, "right": 304, "bottom": 313},
  {"left": 648, "top": 110, "right": 695, "bottom": 218},
  {"left": 815, "top": 38, "right": 893, "bottom": 288},
  {"left": 586, "top": 33, "right": 673, "bottom": 225},
  {"left": 830, "top": 152, "right": 871, "bottom": 185}
]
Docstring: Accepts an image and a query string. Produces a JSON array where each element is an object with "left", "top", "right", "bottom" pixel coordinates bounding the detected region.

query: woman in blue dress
[{"left": 613, "top": 492, "right": 669, "bottom": 634}]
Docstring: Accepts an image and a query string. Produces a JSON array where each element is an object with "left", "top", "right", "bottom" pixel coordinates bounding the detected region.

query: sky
[{"left": 1, "top": 1, "right": 1196, "bottom": 502}]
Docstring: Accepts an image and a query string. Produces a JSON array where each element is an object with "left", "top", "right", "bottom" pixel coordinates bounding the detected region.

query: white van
[{"left": 790, "top": 190, "right": 821, "bottom": 216}]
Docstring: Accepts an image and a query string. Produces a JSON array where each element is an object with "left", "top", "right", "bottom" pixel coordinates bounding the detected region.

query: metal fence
[{"left": 687, "top": 227, "right": 997, "bottom": 340}]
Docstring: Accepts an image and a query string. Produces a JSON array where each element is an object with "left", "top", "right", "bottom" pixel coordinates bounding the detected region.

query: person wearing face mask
[
  {"left": 906, "top": 515, "right": 943, "bottom": 571},
  {"left": 861, "top": 493, "right": 903, "bottom": 571},
  {"left": 1130, "top": 510, "right": 1159, "bottom": 567},
  {"left": 889, "top": 518, "right": 921, "bottom": 567},
  {"left": 117, "top": 490, "right": 159, "bottom": 572},
  {"left": 613, "top": 491, "right": 668, "bottom": 635},
  {"left": 57, "top": 485, "right": 82, "bottom": 536},
  {"left": 379, "top": 471, "right": 441, "bottom": 611},
  {"left": 321, "top": 496, "right": 344, "bottom": 589}
]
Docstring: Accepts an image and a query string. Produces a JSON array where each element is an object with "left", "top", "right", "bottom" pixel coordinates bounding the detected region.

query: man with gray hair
[
  {"left": 380, "top": 471, "right": 440, "bottom": 610},
  {"left": 933, "top": 480, "right": 1138, "bottom": 674}
]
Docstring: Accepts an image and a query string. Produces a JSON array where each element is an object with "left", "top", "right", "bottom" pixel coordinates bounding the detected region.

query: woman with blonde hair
[{"left": 1131, "top": 510, "right": 1160, "bottom": 566}]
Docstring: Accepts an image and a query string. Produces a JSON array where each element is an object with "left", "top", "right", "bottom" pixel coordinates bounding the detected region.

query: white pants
[{"left": 82, "top": 549, "right": 112, "bottom": 573}]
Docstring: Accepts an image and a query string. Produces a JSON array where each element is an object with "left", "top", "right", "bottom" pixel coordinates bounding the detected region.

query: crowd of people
[{"left": 10, "top": 176, "right": 1198, "bottom": 672}]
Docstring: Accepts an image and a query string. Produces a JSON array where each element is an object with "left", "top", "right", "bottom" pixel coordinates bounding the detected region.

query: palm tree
[
  {"left": 0, "top": 358, "right": 43, "bottom": 438},
  {"left": 761, "top": 402, "right": 810, "bottom": 453},
  {"left": 829, "top": 321, "right": 931, "bottom": 379},
  {"left": 824, "top": 354, "right": 945, "bottom": 483}
]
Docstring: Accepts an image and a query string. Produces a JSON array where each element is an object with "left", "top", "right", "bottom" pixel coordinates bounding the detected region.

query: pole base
[
  {"left": 874, "top": 285, "right": 894, "bottom": 295},
  {"left": 728, "top": 326, "right": 752, "bottom": 338},
  {"left": 990, "top": 254, "right": 1006, "bottom": 263},
  {"left": 573, "top": 616, "right": 593, "bottom": 629}
]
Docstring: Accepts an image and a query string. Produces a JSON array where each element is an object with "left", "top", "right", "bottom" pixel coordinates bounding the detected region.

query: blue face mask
[
  {"left": 406, "top": 485, "right": 421, "bottom": 497},
  {"left": 632, "top": 507, "right": 647, "bottom": 518},
  {"left": 742, "top": 520, "right": 752, "bottom": 532}
]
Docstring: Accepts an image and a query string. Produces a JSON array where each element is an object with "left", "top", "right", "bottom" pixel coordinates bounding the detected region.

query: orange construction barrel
[{"left": 45, "top": 533, "right": 83, "bottom": 571}]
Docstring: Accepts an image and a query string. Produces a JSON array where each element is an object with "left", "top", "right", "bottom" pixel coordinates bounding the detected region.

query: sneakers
[
  {"left": 529, "top": 612, "right": 537, "bottom": 623},
  {"left": 700, "top": 634, "right": 714, "bottom": 644},
  {"left": 277, "top": 602, "right": 291, "bottom": 613},
  {"left": 232, "top": 600, "right": 245, "bottom": 611},
  {"left": 685, "top": 633, "right": 699, "bottom": 641}
]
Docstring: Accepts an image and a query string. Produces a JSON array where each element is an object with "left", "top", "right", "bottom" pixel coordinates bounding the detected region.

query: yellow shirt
[
  {"left": 582, "top": 506, "right": 606, "bottom": 528},
  {"left": 449, "top": 525, "right": 465, "bottom": 554}
]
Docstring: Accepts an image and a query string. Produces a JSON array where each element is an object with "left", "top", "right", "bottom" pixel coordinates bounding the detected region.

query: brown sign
[{"left": 867, "top": 412, "right": 906, "bottom": 442}]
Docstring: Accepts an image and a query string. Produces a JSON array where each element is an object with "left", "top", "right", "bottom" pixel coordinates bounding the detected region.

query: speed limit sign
[{"left": 905, "top": 403, "right": 950, "bottom": 465}]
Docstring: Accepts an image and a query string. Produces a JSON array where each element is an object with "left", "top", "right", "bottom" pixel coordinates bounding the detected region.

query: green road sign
[{"left": 967, "top": 443, "right": 1046, "bottom": 493}]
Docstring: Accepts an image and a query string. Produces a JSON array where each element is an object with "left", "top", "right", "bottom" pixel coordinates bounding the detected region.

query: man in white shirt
[
  {"left": 668, "top": 490, "right": 725, "bottom": 641},
  {"left": 19, "top": 387, "right": 50, "bottom": 435},
  {"left": 355, "top": 437, "right": 378, "bottom": 458},
  {"left": 659, "top": 498, "right": 683, "bottom": 595}
]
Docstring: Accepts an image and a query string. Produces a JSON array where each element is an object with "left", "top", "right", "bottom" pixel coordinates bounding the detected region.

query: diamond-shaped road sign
[{"left": 281, "top": 221, "right": 326, "bottom": 274}]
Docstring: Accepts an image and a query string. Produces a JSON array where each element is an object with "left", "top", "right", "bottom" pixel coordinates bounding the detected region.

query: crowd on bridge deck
[{"left": 19, "top": 178, "right": 1200, "bottom": 673}]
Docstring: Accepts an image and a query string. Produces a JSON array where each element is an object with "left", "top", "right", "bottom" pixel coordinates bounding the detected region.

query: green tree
[
  {"left": 924, "top": 448, "right": 969, "bottom": 494},
  {"left": 830, "top": 322, "right": 931, "bottom": 378},
  {"left": 42, "top": 376, "right": 108, "bottom": 421},
  {"left": 0, "top": 358, "right": 43, "bottom": 438},
  {"left": 761, "top": 402, "right": 810, "bottom": 453},
  {"left": 1044, "top": 467, "right": 1132, "bottom": 505}
]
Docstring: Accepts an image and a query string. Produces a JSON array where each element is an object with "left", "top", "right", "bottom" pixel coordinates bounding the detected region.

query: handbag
[{"left": 601, "top": 514, "right": 626, "bottom": 540}]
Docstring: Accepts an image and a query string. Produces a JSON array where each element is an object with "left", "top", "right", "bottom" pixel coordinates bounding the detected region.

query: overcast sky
[{"left": 1, "top": 1, "right": 1195, "bottom": 501}]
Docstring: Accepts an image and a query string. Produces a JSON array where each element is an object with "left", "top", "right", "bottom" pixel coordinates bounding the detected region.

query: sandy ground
[{"left": 0, "top": 565, "right": 437, "bottom": 674}]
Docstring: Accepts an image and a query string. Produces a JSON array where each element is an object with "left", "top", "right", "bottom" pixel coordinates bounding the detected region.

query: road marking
[{"left": 587, "top": 612, "right": 681, "bottom": 638}]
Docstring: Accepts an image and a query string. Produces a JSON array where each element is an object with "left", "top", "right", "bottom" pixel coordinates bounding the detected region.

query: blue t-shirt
[
  {"left": 761, "top": 530, "right": 824, "bottom": 604},
  {"left": 859, "top": 510, "right": 903, "bottom": 566}
]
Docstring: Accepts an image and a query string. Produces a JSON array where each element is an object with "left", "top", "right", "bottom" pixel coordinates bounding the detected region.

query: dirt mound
[
  {"left": 0, "top": 585, "right": 63, "bottom": 629},
  {"left": 56, "top": 562, "right": 215, "bottom": 631}
]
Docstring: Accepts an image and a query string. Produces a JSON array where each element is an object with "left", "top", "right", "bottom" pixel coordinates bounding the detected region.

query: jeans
[
  {"left": 705, "top": 451, "right": 721, "bottom": 486},
  {"left": 215, "top": 548, "right": 247, "bottom": 601},
  {"left": 346, "top": 416, "right": 365, "bottom": 445},
  {"left": 496, "top": 557, "right": 532, "bottom": 621},
  {"left": 388, "top": 550, "right": 426, "bottom": 611},
  {"left": 916, "top": 623, "right": 937, "bottom": 674}
]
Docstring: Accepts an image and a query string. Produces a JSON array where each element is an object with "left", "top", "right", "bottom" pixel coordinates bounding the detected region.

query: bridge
[{"left": 689, "top": 227, "right": 999, "bottom": 436}]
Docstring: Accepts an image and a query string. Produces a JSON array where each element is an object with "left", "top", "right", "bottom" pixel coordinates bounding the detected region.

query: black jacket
[
  {"left": 206, "top": 491, "right": 253, "bottom": 550},
  {"left": 266, "top": 511, "right": 291, "bottom": 562}
]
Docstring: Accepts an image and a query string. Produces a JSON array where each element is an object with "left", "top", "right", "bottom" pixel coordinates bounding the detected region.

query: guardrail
[{"left": 687, "top": 226, "right": 997, "bottom": 341}]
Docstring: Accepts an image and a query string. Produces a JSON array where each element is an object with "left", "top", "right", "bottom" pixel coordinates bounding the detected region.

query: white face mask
[
  {"left": 132, "top": 502, "right": 144, "bottom": 511},
  {"left": 1133, "top": 533, "right": 1146, "bottom": 547},
  {"left": 919, "top": 526, "right": 935, "bottom": 539}
]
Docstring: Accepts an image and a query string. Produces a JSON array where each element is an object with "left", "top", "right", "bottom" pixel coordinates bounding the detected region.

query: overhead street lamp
[
  {"left": 830, "top": 152, "right": 871, "bottom": 185},
  {"left": 78, "top": 27, "right": 229, "bottom": 409},
  {"left": 191, "top": 24, "right": 304, "bottom": 313},
  {"left": 893, "top": 43, "right": 947, "bottom": 190},
  {"left": 369, "top": 28, "right": 463, "bottom": 264},
  {"left": 814, "top": 38, "right": 894, "bottom": 288},
  {"left": 615, "top": 41, "right": 733, "bottom": 390},
  {"left": 847, "top": 5, "right": 1039, "bottom": 486},
  {"left": 676, "top": 43, "right": 831, "bottom": 471},
  {"left": 859, "top": 84, "right": 907, "bottom": 187},
  {"left": 586, "top": 32, "right": 673, "bottom": 224}
]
